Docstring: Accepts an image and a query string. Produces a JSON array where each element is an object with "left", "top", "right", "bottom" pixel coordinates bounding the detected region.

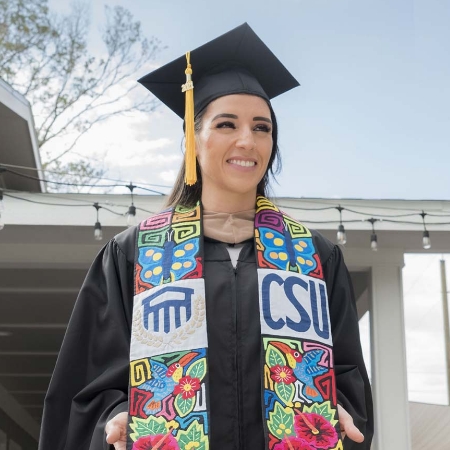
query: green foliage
[
  {"left": 129, "top": 415, "right": 167, "bottom": 441},
  {"left": 186, "top": 358, "right": 207, "bottom": 381},
  {"left": 275, "top": 382, "right": 295, "bottom": 406},
  {"left": 174, "top": 394, "right": 195, "bottom": 417},
  {"left": 42, "top": 159, "right": 107, "bottom": 193},
  {"left": 0, "top": 0, "right": 164, "bottom": 189},
  {"left": 267, "top": 401, "right": 296, "bottom": 439},
  {"left": 266, "top": 344, "right": 286, "bottom": 368},
  {"left": 177, "top": 420, "right": 208, "bottom": 450},
  {"left": 303, "top": 401, "right": 338, "bottom": 426}
]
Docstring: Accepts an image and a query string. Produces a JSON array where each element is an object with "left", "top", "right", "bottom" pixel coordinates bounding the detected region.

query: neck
[{"left": 201, "top": 187, "right": 257, "bottom": 213}]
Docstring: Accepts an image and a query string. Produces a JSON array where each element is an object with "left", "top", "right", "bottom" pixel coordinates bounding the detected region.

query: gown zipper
[
  {"left": 234, "top": 262, "right": 242, "bottom": 449},
  {"left": 231, "top": 260, "right": 242, "bottom": 449}
]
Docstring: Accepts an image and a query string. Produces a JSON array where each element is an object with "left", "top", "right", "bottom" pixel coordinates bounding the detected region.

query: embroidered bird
[
  {"left": 138, "top": 352, "right": 198, "bottom": 414},
  {"left": 271, "top": 342, "right": 327, "bottom": 402}
]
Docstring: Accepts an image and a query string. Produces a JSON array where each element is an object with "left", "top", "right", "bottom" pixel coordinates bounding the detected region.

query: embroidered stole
[{"left": 128, "top": 196, "right": 343, "bottom": 450}]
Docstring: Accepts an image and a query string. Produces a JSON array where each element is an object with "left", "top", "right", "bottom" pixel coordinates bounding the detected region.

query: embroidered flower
[
  {"left": 132, "top": 434, "right": 179, "bottom": 450},
  {"left": 173, "top": 375, "right": 201, "bottom": 399},
  {"left": 294, "top": 413, "right": 338, "bottom": 449},
  {"left": 273, "top": 437, "right": 314, "bottom": 450},
  {"left": 270, "top": 365, "right": 295, "bottom": 384}
]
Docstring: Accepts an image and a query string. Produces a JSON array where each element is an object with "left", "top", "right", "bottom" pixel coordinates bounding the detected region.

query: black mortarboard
[
  {"left": 138, "top": 23, "right": 299, "bottom": 185},
  {"left": 138, "top": 22, "right": 300, "bottom": 118}
]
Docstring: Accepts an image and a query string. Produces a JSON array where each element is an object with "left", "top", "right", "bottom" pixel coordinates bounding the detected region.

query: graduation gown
[{"left": 39, "top": 225, "right": 373, "bottom": 450}]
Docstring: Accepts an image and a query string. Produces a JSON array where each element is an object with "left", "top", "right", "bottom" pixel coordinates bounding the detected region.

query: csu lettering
[{"left": 261, "top": 273, "right": 329, "bottom": 339}]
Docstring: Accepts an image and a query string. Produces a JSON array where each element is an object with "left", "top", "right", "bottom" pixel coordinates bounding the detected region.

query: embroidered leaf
[
  {"left": 302, "top": 401, "right": 338, "bottom": 426},
  {"left": 174, "top": 394, "right": 195, "bottom": 417},
  {"left": 275, "top": 382, "right": 295, "bottom": 406},
  {"left": 266, "top": 344, "right": 286, "bottom": 368},
  {"left": 186, "top": 357, "right": 207, "bottom": 381},
  {"left": 129, "top": 415, "right": 167, "bottom": 441},
  {"left": 177, "top": 420, "right": 208, "bottom": 450},
  {"left": 267, "top": 401, "right": 295, "bottom": 439}
]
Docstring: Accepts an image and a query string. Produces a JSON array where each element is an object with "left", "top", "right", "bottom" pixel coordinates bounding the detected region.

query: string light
[
  {"left": 0, "top": 162, "right": 171, "bottom": 189},
  {"left": 0, "top": 166, "right": 167, "bottom": 195},
  {"left": 368, "top": 218, "right": 378, "bottom": 251},
  {"left": 2, "top": 189, "right": 450, "bottom": 250},
  {"left": 93, "top": 203, "right": 103, "bottom": 241},
  {"left": 126, "top": 183, "right": 137, "bottom": 227},
  {"left": 336, "top": 206, "right": 347, "bottom": 245},
  {"left": 420, "top": 211, "right": 431, "bottom": 249}
]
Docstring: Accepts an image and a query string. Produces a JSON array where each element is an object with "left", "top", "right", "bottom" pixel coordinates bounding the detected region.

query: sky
[
  {"left": 46, "top": 0, "right": 450, "bottom": 199},
  {"left": 43, "top": 0, "right": 450, "bottom": 407}
]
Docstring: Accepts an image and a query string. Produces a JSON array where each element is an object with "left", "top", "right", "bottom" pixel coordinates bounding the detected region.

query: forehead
[{"left": 203, "top": 94, "right": 271, "bottom": 117}]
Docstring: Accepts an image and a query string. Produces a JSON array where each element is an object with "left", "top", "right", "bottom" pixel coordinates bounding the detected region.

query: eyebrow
[
  {"left": 253, "top": 116, "right": 272, "bottom": 124},
  {"left": 211, "top": 113, "right": 272, "bottom": 124}
]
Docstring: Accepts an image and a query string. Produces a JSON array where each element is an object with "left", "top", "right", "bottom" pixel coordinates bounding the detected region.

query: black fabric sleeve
[
  {"left": 38, "top": 237, "right": 134, "bottom": 450},
  {"left": 323, "top": 245, "right": 374, "bottom": 449}
]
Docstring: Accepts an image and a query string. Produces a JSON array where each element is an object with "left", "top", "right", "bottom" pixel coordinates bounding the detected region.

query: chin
[{"left": 226, "top": 185, "right": 259, "bottom": 197}]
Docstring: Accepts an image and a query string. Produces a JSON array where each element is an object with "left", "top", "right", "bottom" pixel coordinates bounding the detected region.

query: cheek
[
  {"left": 195, "top": 132, "right": 223, "bottom": 164},
  {"left": 262, "top": 139, "right": 274, "bottom": 165},
  {"left": 195, "top": 134, "right": 215, "bottom": 172}
]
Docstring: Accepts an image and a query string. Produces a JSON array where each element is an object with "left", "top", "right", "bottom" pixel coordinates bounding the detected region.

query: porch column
[{"left": 370, "top": 258, "right": 411, "bottom": 449}]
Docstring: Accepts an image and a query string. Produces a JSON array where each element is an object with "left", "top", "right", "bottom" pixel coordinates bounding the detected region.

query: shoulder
[
  {"left": 309, "top": 228, "right": 337, "bottom": 265},
  {"left": 111, "top": 224, "right": 139, "bottom": 265}
]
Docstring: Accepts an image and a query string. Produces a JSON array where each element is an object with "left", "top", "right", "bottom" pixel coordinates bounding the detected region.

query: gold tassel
[{"left": 182, "top": 51, "right": 196, "bottom": 185}]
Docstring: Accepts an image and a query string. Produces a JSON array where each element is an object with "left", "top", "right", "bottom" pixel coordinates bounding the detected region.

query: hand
[
  {"left": 338, "top": 404, "right": 364, "bottom": 443},
  {"left": 105, "top": 411, "right": 128, "bottom": 450}
]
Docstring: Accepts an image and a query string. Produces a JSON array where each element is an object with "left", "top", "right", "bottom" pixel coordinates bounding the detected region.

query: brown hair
[{"left": 165, "top": 100, "right": 281, "bottom": 208}]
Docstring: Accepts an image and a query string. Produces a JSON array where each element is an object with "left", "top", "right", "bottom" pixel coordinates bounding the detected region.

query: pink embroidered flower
[
  {"left": 173, "top": 375, "right": 201, "bottom": 399},
  {"left": 270, "top": 365, "right": 295, "bottom": 384},
  {"left": 273, "top": 437, "right": 314, "bottom": 450},
  {"left": 294, "top": 413, "right": 338, "bottom": 449},
  {"left": 132, "top": 434, "right": 179, "bottom": 450}
]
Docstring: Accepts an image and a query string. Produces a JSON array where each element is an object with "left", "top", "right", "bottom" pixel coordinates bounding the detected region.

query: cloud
[
  {"left": 104, "top": 138, "right": 180, "bottom": 168},
  {"left": 159, "top": 170, "right": 178, "bottom": 183}
]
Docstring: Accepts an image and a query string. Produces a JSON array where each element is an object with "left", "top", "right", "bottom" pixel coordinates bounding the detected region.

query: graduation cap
[{"left": 138, "top": 23, "right": 299, "bottom": 185}]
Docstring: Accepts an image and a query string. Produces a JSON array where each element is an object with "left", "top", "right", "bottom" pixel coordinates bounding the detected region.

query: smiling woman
[
  {"left": 38, "top": 23, "right": 373, "bottom": 450},
  {"left": 191, "top": 94, "right": 273, "bottom": 211}
]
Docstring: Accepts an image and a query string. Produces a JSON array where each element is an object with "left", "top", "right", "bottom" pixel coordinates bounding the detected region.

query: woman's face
[{"left": 195, "top": 94, "right": 273, "bottom": 209}]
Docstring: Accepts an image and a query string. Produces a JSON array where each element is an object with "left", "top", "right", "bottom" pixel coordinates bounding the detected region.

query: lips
[{"left": 227, "top": 159, "right": 256, "bottom": 167}]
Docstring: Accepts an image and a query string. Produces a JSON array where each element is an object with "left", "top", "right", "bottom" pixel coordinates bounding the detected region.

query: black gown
[{"left": 38, "top": 225, "right": 373, "bottom": 450}]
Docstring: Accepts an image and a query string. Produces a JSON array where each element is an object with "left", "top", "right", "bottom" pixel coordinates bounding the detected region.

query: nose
[{"left": 235, "top": 126, "right": 255, "bottom": 151}]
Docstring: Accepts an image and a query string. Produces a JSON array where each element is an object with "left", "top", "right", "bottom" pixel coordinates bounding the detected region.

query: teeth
[{"left": 229, "top": 159, "right": 256, "bottom": 167}]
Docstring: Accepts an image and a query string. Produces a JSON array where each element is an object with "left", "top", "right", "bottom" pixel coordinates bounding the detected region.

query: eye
[
  {"left": 294, "top": 352, "right": 300, "bottom": 358},
  {"left": 254, "top": 124, "right": 272, "bottom": 133},
  {"left": 216, "top": 121, "right": 235, "bottom": 129}
]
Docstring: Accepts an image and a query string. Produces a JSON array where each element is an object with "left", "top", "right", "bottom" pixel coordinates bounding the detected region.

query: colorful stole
[{"left": 128, "top": 196, "right": 343, "bottom": 450}]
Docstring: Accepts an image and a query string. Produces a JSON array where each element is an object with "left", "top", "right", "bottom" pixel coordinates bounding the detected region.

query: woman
[{"left": 39, "top": 24, "right": 373, "bottom": 450}]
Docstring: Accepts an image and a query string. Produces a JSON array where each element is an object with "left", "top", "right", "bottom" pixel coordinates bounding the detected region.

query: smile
[{"left": 228, "top": 159, "right": 256, "bottom": 167}]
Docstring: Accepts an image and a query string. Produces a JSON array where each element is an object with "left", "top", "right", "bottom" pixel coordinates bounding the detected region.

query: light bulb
[
  {"left": 337, "top": 224, "right": 347, "bottom": 245},
  {"left": 126, "top": 205, "right": 137, "bottom": 227},
  {"left": 370, "top": 233, "right": 378, "bottom": 251},
  {"left": 94, "top": 221, "right": 103, "bottom": 241},
  {"left": 422, "top": 230, "right": 431, "bottom": 249}
]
